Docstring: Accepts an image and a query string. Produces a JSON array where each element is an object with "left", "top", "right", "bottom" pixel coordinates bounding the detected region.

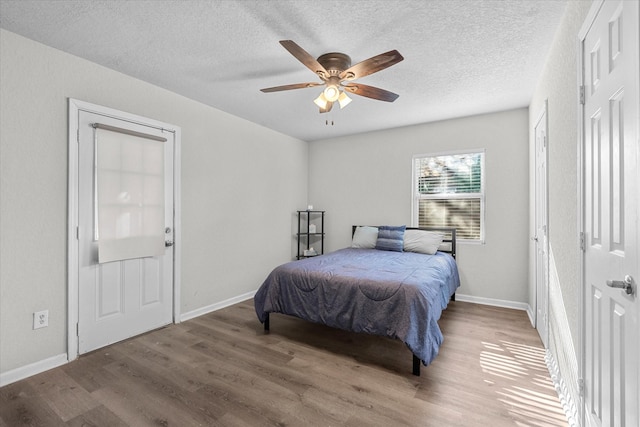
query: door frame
[
  {"left": 577, "top": 3, "right": 604, "bottom": 421},
  {"left": 533, "top": 100, "right": 549, "bottom": 347},
  {"left": 67, "top": 98, "right": 182, "bottom": 362}
]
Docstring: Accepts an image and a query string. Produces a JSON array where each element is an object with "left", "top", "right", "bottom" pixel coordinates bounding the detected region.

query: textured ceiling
[{"left": 0, "top": 0, "right": 568, "bottom": 141}]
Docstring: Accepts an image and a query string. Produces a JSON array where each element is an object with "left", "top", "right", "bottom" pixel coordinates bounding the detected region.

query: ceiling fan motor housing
[{"left": 317, "top": 52, "right": 351, "bottom": 77}]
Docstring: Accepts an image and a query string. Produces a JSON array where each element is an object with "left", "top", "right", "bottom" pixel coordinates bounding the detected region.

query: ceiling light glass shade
[
  {"left": 323, "top": 85, "right": 340, "bottom": 102},
  {"left": 313, "top": 93, "right": 328, "bottom": 109},
  {"left": 338, "top": 92, "right": 352, "bottom": 109}
]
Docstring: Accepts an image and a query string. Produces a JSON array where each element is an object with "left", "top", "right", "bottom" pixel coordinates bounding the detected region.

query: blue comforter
[{"left": 254, "top": 248, "right": 460, "bottom": 366}]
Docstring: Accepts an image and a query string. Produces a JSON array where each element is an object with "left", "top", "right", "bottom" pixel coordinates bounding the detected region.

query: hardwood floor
[{"left": 0, "top": 300, "right": 568, "bottom": 426}]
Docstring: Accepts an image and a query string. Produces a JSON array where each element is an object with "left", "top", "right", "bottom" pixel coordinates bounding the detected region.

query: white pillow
[
  {"left": 351, "top": 226, "right": 379, "bottom": 249},
  {"left": 403, "top": 229, "right": 444, "bottom": 255}
]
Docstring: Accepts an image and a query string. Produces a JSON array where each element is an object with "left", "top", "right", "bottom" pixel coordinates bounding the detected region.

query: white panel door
[
  {"left": 582, "top": 1, "right": 639, "bottom": 426},
  {"left": 534, "top": 106, "right": 548, "bottom": 348},
  {"left": 77, "top": 110, "right": 174, "bottom": 354}
]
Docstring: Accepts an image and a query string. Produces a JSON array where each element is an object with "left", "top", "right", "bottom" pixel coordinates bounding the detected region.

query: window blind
[
  {"left": 415, "top": 153, "right": 482, "bottom": 195},
  {"left": 417, "top": 199, "right": 482, "bottom": 240},
  {"left": 96, "top": 126, "right": 166, "bottom": 263},
  {"left": 414, "top": 152, "right": 484, "bottom": 241}
]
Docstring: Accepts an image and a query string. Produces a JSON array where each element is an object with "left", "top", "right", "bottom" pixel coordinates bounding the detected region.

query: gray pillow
[
  {"left": 351, "top": 226, "right": 379, "bottom": 249},
  {"left": 403, "top": 229, "right": 444, "bottom": 255}
]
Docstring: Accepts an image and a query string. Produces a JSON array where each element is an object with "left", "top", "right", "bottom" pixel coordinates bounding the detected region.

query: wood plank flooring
[{"left": 0, "top": 300, "right": 569, "bottom": 426}]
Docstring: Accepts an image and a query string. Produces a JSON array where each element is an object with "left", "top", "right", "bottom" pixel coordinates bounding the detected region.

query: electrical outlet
[{"left": 33, "top": 310, "right": 49, "bottom": 329}]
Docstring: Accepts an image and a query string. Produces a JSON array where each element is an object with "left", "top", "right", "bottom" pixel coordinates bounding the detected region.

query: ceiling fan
[{"left": 260, "top": 40, "right": 404, "bottom": 113}]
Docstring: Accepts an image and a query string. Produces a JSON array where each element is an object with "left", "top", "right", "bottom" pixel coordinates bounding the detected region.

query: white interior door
[
  {"left": 534, "top": 105, "right": 549, "bottom": 348},
  {"left": 77, "top": 109, "right": 175, "bottom": 354},
  {"left": 582, "top": 1, "right": 639, "bottom": 426}
]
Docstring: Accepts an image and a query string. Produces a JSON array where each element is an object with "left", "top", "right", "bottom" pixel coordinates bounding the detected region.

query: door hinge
[
  {"left": 77, "top": 128, "right": 80, "bottom": 143},
  {"left": 76, "top": 322, "right": 79, "bottom": 337},
  {"left": 76, "top": 226, "right": 80, "bottom": 240},
  {"left": 579, "top": 85, "right": 585, "bottom": 105},
  {"left": 578, "top": 378, "right": 585, "bottom": 397},
  {"left": 580, "top": 232, "right": 585, "bottom": 251}
]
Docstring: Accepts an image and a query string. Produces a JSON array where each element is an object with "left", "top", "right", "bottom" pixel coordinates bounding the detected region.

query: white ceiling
[{"left": 0, "top": 0, "right": 568, "bottom": 142}]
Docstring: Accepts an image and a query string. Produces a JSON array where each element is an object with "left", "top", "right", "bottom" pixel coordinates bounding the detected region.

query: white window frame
[{"left": 411, "top": 149, "right": 486, "bottom": 244}]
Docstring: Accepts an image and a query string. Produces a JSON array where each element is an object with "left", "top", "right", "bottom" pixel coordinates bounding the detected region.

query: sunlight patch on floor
[{"left": 480, "top": 340, "right": 568, "bottom": 426}]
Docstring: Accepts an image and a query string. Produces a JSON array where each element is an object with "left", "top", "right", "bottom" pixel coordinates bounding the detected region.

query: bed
[{"left": 254, "top": 225, "right": 460, "bottom": 375}]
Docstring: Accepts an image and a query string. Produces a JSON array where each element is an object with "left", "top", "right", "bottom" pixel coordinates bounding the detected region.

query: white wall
[
  {"left": 529, "top": 0, "right": 590, "bottom": 354},
  {"left": 528, "top": 0, "right": 592, "bottom": 420},
  {"left": 308, "top": 108, "right": 530, "bottom": 303},
  {"left": 0, "top": 30, "right": 308, "bottom": 376}
]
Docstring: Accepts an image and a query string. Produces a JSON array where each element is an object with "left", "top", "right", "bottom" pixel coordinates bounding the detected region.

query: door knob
[{"left": 606, "top": 275, "right": 634, "bottom": 295}]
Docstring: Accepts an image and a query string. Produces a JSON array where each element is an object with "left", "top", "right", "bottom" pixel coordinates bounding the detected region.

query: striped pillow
[{"left": 375, "top": 225, "right": 406, "bottom": 252}]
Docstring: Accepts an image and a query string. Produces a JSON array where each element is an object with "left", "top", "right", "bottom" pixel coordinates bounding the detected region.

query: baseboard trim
[
  {"left": 455, "top": 293, "right": 530, "bottom": 312},
  {"left": 545, "top": 349, "right": 579, "bottom": 427},
  {"left": 180, "top": 290, "right": 256, "bottom": 322},
  {"left": 0, "top": 353, "right": 68, "bottom": 387},
  {"left": 526, "top": 305, "right": 536, "bottom": 327}
]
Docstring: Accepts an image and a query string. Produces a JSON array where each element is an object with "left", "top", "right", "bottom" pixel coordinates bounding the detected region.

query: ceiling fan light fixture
[
  {"left": 313, "top": 93, "right": 329, "bottom": 109},
  {"left": 338, "top": 91, "right": 352, "bottom": 109},
  {"left": 323, "top": 84, "right": 340, "bottom": 102}
]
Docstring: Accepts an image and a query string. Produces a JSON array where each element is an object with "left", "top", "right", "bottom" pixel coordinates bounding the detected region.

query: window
[{"left": 412, "top": 150, "right": 485, "bottom": 242}]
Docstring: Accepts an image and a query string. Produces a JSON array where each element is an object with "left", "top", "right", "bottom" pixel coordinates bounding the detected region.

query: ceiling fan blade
[
  {"left": 343, "top": 83, "right": 399, "bottom": 102},
  {"left": 319, "top": 101, "right": 334, "bottom": 113},
  {"left": 280, "top": 40, "right": 330, "bottom": 79},
  {"left": 260, "top": 82, "right": 323, "bottom": 93},
  {"left": 339, "top": 50, "right": 404, "bottom": 80}
]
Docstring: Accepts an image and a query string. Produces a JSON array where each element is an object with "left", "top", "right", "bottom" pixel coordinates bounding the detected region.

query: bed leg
[
  {"left": 451, "top": 292, "right": 456, "bottom": 302},
  {"left": 264, "top": 313, "right": 270, "bottom": 332},
  {"left": 412, "top": 355, "right": 421, "bottom": 376}
]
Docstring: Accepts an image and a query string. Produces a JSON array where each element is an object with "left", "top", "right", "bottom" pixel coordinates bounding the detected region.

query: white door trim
[
  {"left": 67, "top": 98, "right": 182, "bottom": 362},
  {"left": 533, "top": 99, "right": 549, "bottom": 347},
  {"left": 576, "top": 4, "right": 600, "bottom": 424},
  {"left": 577, "top": 4, "right": 605, "bottom": 423}
]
